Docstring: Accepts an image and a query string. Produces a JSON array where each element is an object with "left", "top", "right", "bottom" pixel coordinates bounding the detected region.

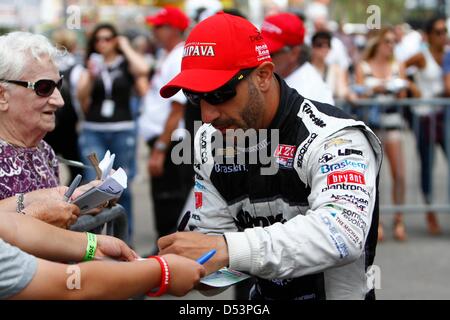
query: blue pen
[{"left": 196, "top": 249, "right": 216, "bottom": 265}]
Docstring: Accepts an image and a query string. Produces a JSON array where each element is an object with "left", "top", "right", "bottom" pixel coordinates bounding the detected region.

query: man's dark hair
[
  {"left": 312, "top": 31, "right": 332, "bottom": 46},
  {"left": 424, "top": 15, "right": 446, "bottom": 34}
]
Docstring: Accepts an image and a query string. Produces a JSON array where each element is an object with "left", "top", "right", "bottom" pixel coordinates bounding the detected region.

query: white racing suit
[{"left": 189, "top": 76, "right": 383, "bottom": 300}]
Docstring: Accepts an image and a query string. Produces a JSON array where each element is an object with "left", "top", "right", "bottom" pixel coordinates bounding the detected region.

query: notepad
[{"left": 73, "top": 151, "right": 127, "bottom": 214}]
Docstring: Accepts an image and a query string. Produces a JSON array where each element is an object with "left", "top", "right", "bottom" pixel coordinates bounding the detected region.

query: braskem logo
[{"left": 320, "top": 159, "right": 368, "bottom": 174}]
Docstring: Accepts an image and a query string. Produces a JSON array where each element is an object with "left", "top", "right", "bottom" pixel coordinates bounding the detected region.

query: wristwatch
[
  {"left": 16, "top": 193, "right": 25, "bottom": 214},
  {"left": 154, "top": 141, "right": 168, "bottom": 152}
]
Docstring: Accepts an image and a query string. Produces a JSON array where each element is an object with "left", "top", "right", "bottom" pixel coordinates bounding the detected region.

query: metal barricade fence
[
  {"left": 335, "top": 97, "right": 450, "bottom": 214},
  {"left": 70, "top": 204, "right": 128, "bottom": 241}
]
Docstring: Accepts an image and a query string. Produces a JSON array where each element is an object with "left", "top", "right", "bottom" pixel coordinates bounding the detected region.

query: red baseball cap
[
  {"left": 261, "top": 13, "right": 305, "bottom": 53},
  {"left": 160, "top": 12, "right": 272, "bottom": 98},
  {"left": 146, "top": 6, "right": 190, "bottom": 32}
]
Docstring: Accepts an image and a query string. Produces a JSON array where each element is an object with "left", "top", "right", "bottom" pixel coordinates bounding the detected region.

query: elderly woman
[{"left": 0, "top": 31, "right": 87, "bottom": 228}]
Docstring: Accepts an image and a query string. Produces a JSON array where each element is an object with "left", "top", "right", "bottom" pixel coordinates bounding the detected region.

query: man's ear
[
  {"left": 253, "top": 62, "right": 274, "bottom": 93},
  {"left": 0, "top": 85, "right": 9, "bottom": 111}
]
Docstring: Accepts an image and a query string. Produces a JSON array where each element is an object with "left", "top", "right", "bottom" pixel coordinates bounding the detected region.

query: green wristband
[{"left": 83, "top": 232, "right": 97, "bottom": 261}]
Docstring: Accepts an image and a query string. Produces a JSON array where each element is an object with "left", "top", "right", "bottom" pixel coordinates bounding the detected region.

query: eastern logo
[
  {"left": 327, "top": 170, "right": 366, "bottom": 185},
  {"left": 274, "top": 144, "right": 297, "bottom": 169},
  {"left": 320, "top": 160, "right": 367, "bottom": 174},
  {"left": 296, "top": 133, "right": 318, "bottom": 168}
]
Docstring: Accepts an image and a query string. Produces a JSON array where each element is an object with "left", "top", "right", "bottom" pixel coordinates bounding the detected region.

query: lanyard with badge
[{"left": 100, "top": 65, "right": 116, "bottom": 118}]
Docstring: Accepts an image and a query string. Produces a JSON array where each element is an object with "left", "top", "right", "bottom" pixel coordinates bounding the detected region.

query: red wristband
[{"left": 147, "top": 256, "right": 170, "bottom": 297}]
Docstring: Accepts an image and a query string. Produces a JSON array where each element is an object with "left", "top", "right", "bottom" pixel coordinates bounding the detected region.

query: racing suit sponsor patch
[
  {"left": 302, "top": 103, "right": 327, "bottom": 128},
  {"left": 274, "top": 144, "right": 297, "bottom": 169},
  {"left": 195, "top": 192, "right": 203, "bottom": 209},
  {"left": 320, "top": 215, "right": 349, "bottom": 259},
  {"left": 324, "top": 138, "right": 352, "bottom": 150},
  {"left": 319, "top": 153, "right": 335, "bottom": 163},
  {"left": 322, "top": 183, "right": 370, "bottom": 197},
  {"left": 296, "top": 133, "right": 318, "bottom": 168},
  {"left": 327, "top": 170, "right": 366, "bottom": 185},
  {"left": 338, "top": 149, "right": 363, "bottom": 157},
  {"left": 320, "top": 160, "right": 367, "bottom": 174}
]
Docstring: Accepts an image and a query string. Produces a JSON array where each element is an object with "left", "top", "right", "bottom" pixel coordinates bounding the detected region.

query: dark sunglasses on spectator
[
  {"left": 95, "top": 36, "right": 115, "bottom": 43},
  {"left": 433, "top": 28, "right": 447, "bottom": 36},
  {"left": 183, "top": 68, "right": 255, "bottom": 106},
  {"left": 0, "top": 76, "right": 64, "bottom": 97}
]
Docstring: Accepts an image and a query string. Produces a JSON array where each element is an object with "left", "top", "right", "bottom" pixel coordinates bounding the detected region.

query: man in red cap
[
  {"left": 157, "top": 12, "right": 382, "bottom": 300},
  {"left": 139, "top": 6, "right": 193, "bottom": 243},
  {"left": 261, "top": 12, "right": 334, "bottom": 105}
]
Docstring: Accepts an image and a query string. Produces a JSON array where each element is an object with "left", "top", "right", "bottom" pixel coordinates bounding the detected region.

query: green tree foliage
[{"left": 331, "top": 0, "right": 406, "bottom": 25}]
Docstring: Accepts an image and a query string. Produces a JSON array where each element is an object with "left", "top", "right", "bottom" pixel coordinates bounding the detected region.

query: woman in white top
[
  {"left": 355, "top": 27, "right": 408, "bottom": 241},
  {"left": 405, "top": 16, "right": 447, "bottom": 236}
]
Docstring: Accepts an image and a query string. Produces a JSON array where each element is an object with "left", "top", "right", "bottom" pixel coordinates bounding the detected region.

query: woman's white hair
[{"left": 0, "top": 31, "right": 63, "bottom": 84}]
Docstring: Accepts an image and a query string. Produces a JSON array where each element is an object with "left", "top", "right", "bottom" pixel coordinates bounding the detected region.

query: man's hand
[
  {"left": 148, "top": 149, "right": 166, "bottom": 177},
  {"left": 22, "top": 199, "right": 80, "bottom": 229},
  {"left": 158, "top": 232, "right": 229, "bottom": 274},
  {"left": 162, "top": 254, "right": 206, "bottom": 296},
  {"left": 96, "top": 235, "right": 140, "bottom": 261}
]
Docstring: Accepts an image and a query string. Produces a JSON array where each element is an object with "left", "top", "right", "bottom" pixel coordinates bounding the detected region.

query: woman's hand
[{"left": 22, "top": 199, "right": 80, "bottom": 229}]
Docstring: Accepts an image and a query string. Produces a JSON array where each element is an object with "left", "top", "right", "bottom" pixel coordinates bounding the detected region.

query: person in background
[
  {"left": 138, "top": 7, "right": 192, "bottom": 247},
  {"left": 261, "top": 12, "right": 334, "bottom": 105},
  {"left": 355, "top": 27, "right": 408, "bottom": 241},
  {"left": 44, "top": 29, "right": 84, "bottom": 182},
  {"left": 310, "top": 31, "right": 353, "bottom": 101},
  {"left": 404, "top": 16, "right": 447, "bottom": 235},
  {"left": 77, "top": 23, "right": 150, "bottom": 244}
]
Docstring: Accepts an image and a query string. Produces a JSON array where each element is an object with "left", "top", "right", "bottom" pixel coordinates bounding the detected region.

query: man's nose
[{"left": 200, "top": 101, "right": 220, "bottom": 123}]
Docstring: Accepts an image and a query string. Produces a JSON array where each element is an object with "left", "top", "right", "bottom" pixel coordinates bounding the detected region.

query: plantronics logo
[
  {"left": 302, "top": 103, "right": 326, "bottom": 128},
  {"left": 320, "top": 160, "right": 367, "bottom": 174},
  {"left": 322, "top": 183, "right": 370, "bottom": 197}
]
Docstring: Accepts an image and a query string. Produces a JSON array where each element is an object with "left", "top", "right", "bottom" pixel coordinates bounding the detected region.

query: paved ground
[{"left": 62, "top": 130, "right": 450, "bottom": 300}]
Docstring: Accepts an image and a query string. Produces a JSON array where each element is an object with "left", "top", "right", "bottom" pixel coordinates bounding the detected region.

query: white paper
[
  {"left": 200, "top": 268, "right": 250, "bottom": 288},
  {"left": 99, "top": 150, "right": 115, "bottom": 180}
]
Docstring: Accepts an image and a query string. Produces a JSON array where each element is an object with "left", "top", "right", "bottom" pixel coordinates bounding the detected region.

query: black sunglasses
[
  {"left": 0, "top": 76, "right": 63, "bottom": 97},
  {"left": 183, "top": 68, "right": 254, "bottom": 106}
]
